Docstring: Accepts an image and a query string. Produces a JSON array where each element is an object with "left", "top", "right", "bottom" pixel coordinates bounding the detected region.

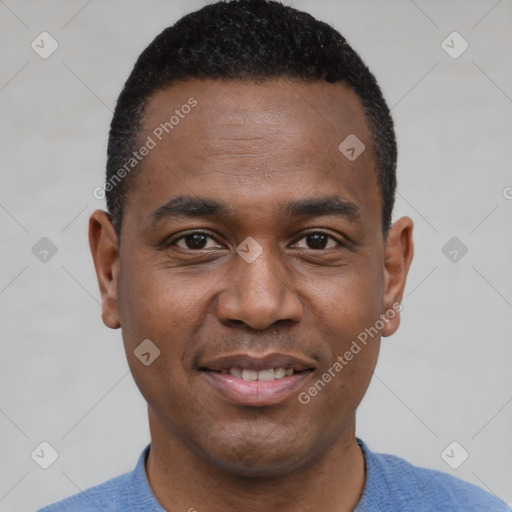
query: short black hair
[{"left": 106, "top": 0, "right": 397, "bottom": 239}]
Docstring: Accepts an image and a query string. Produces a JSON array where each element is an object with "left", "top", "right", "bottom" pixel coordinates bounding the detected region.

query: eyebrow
[
  {"left": 284, "top": 196, "right": 360, "bottom": 221},
  {"left": 150, "top": 195, "right": 361, "bottom": 225},
  {"left": 151, "top": 196, "right": 233, "bottom": 223}
]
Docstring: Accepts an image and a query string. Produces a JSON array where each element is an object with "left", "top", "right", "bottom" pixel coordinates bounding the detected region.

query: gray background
[{"left": 1, "top": 0, "right": 511, "bottom": 510}]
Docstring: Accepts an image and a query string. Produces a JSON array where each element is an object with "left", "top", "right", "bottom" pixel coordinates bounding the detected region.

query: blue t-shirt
[{"left": 37, "top": 438, "right": 510, "bottom": 511}]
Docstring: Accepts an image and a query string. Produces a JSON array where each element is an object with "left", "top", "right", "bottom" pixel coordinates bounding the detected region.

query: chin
[
  {"left": 210, "top": 449, "right": 307, "bottom": 478},
  {"left": 198, "top": 428, "right": 315, "bottom": 478}
]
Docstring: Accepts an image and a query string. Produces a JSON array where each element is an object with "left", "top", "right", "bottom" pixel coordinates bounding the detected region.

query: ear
[
  {"left": 381, "top": 216, "right": 414, "bottom": 337},
  {"left": 88, "top": 210, "right": 121, "bottom": 329}
]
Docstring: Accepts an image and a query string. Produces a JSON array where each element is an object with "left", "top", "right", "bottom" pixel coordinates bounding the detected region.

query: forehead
[{"left": 125, "top": 78, "right": 380, "bottom": 228}]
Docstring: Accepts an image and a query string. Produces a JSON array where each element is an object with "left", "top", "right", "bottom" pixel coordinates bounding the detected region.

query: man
[{"left": 38, "top": 1, "right": 510, "bottom": 510}]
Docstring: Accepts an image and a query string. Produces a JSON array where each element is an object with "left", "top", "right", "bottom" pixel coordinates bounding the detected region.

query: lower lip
[{"left": 201, "top": 371, "right": 313, "bottom": 407}]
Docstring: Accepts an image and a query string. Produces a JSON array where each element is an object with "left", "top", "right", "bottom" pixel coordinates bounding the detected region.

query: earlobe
[
  {"left": 381, "top": 216, "right": 414, "bottom": 338},
  {"left": 88, "top": 210, "right": 121, "bottom": 329}
]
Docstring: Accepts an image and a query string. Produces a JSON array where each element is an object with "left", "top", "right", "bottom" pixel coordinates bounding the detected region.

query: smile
[
  {"left": 199, "top": 352, "right": 316, "bottom": 406},
  {"left": 218, "top": 367, "right": 294, "bottom": 380}
]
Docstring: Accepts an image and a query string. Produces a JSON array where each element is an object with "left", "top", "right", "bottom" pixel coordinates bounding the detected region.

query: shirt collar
[{"left": 124, "top": 444, "right": 167, "bottom": 511}]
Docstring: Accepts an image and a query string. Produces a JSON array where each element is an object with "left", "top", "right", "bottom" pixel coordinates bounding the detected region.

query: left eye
[
  {"left": 292, "top": 232, "right": 340, "bottom": 250},
  {"left": 173, "top": 232, "right": 221, "bottom": 250}
]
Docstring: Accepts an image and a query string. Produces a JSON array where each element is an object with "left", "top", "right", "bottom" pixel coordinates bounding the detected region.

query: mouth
[
  {"left": 213, "top": 367, "right": 296, "bottom": 380},
  {"left": 198, "top": 353, "right": 316, "bottom": 407}
]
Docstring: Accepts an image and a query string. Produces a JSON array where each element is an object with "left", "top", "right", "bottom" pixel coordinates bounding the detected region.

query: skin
[{"left": 89, "top": 79, "right": 413, "bottom": 512}]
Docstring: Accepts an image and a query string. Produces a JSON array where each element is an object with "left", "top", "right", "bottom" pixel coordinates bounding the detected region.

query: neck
[{"left": 145, "top": 409, "right": 365, "bottom": 512}]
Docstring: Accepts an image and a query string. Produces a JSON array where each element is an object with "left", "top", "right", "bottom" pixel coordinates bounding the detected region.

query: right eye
[{"left": 168, "top": 231, "right": 223, "bottom": 250}]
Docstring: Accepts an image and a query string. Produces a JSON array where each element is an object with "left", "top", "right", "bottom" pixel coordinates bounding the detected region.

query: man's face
[{"left": 91, "top": 79, "right": 412, "bottom": 476}]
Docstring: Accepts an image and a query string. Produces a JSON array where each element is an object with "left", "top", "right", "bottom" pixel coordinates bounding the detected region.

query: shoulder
[
  {"left": 36, "top": 471, "right": 131, "bottom": 512},
  {"left": 36, "top": 445, "right": 158, "bottom": 512},
  {"left": 357, "top": 439, "right": 510, "bottom": 511}
]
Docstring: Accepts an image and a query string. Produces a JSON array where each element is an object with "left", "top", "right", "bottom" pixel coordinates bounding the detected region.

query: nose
[{"left": 216, "top": 246, "right": 303, "bottom": 330}]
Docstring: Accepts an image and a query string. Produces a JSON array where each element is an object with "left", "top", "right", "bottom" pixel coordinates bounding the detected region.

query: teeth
[
  {"left": 242, "top": 369, "right": 258, "bottom": 381},
  {"left": 274, "top": 368, "right": 286, "bottom": 379},
  {"left": 224, "top": 368, "right": 294, "bottom": 380},
  {"left": 258, "top": 369, "right": 275, "bottom": 381}
]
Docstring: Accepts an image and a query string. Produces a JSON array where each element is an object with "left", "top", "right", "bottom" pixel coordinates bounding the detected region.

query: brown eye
[
  {"left": 306, "top": 233, "right": 329, "bottom": 249},
  {"left": 293, "top": 232, "right": 340, "bottom": 250},
  {"left": 172, "top": 232, "right": 221, "bottom": 250}
]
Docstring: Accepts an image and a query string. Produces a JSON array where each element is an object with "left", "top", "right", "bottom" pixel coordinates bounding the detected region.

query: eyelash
[
  {"left": 169, "top": 231, "right": 221, "bottom": 250},
  {"left": 167, "top": 230, "right": 346, "bottom": 250}
]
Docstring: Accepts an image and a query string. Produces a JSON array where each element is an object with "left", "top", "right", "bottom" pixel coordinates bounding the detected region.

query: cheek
[
  {"left": 116, "top": 254, "right": 223, "bottom": 395},
  {"left": 310, "top": 255, "right": 384, "bottom": 332},
  {"left": 304, "top": 254, "right": 384, "bottom": 402},
  {"left": 117, "top": 256, "right": 203, "bottom": 343},
  {"left": 116, "top": 259, "right": 194, "bottom": 392},
  {"left": 116, "top": 267, "right": 198, "bottom": 425}
]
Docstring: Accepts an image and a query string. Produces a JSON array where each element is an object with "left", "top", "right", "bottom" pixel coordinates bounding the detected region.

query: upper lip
[{"left": 200, "top": 352, "right": 317, "bottom": 372}]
